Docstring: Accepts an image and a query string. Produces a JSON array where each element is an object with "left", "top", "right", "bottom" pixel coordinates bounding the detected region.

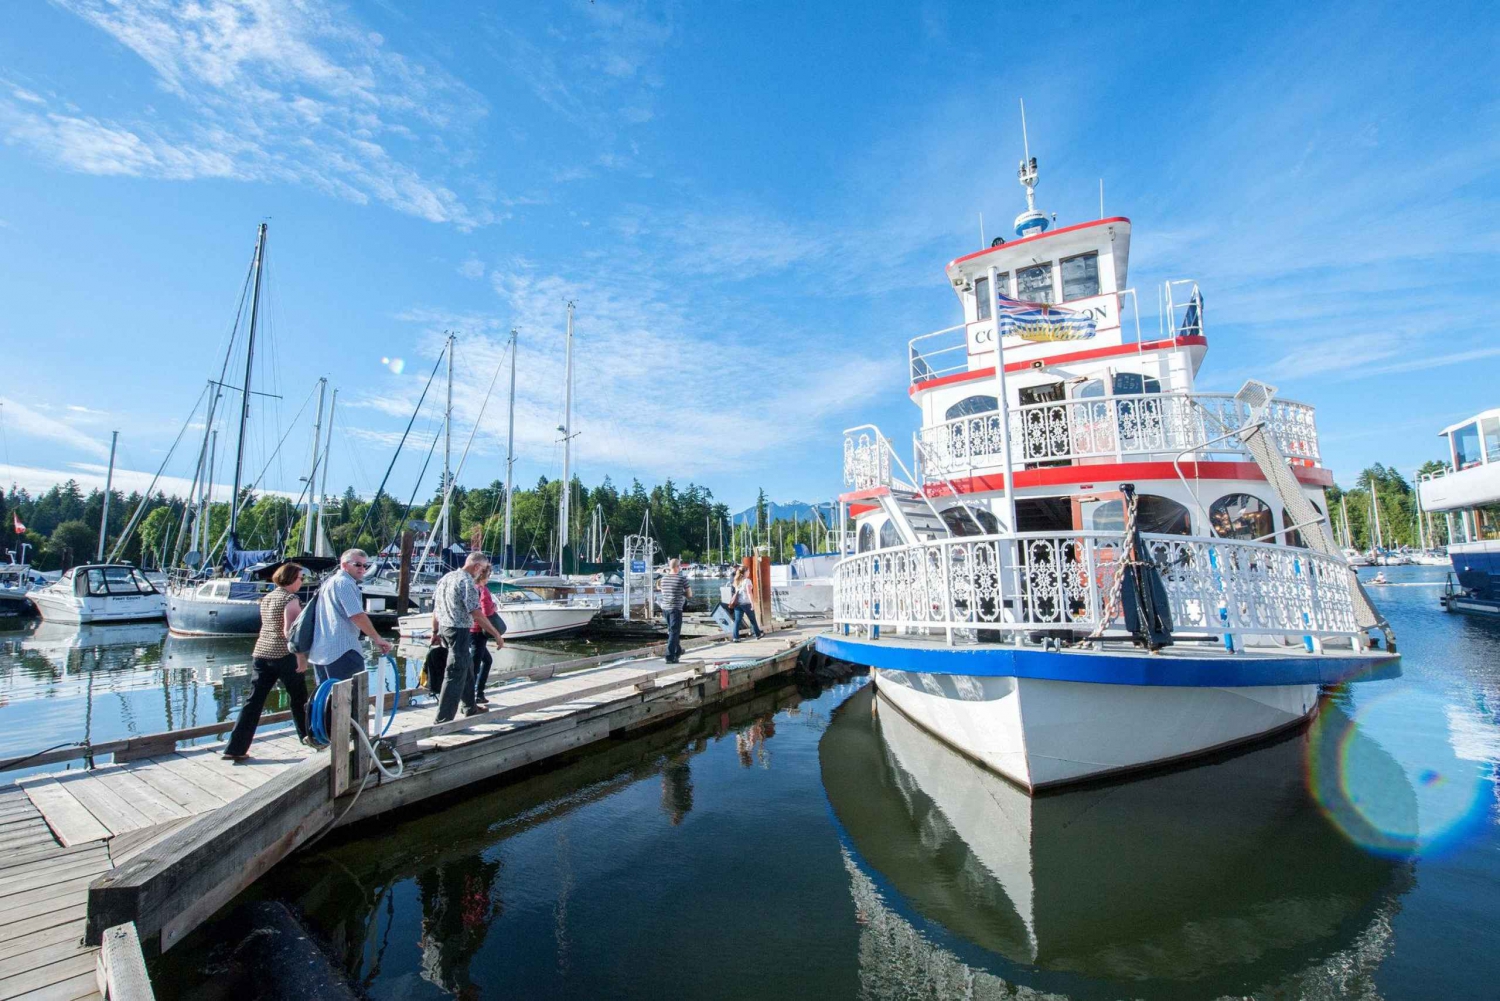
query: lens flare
[
  {"left": 1308, "top": 691, "right": 1489, "bottom": 857},
  {"left": 380, "top": 356, "right": 405, "bottom": 375}
]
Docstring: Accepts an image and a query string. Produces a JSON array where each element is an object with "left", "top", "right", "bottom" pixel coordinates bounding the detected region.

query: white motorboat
[
  {"left": 770, "top": 551, "right": 842, "bottom": 615},
  {"left": 815, "top": 116, "right": 1397, "bottom": 791},
  {"left": 1341, "top": 547, "right": 1373, "bottom": 567},
  {"left": 397, "top": 587, "right": 598, "bottom": 640},
  {"left": 0, "top": 563, "right": 45, "bottom": 617},
  {"left": 28, "top": 564, "right": 167, "bottom": 624},
  {"left": 1419, "top": 410, "right": 1500, "bottom": 615}
]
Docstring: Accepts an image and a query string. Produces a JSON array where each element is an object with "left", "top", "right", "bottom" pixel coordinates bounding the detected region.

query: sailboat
[{"left": 166, "top": 225, "right": 336, "bottom": 636}]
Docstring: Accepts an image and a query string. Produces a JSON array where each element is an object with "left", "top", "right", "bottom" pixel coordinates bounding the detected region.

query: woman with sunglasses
[{"left": 224, "top": 562, "right": 315, "bottom": 759}]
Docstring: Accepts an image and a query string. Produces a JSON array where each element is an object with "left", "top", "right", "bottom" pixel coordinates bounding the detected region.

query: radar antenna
[{"left": 1014, "top": 98, "right": 1048, "bottom": 238}]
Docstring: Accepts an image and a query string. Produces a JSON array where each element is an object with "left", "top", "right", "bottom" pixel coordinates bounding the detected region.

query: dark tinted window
[
  {"left": 1210, "top": 493, "right": 1275, "bottom": 542},
  {"left": 1112, "top": 373, "right": 1161, "bottom": 395},
  {"left": 1281, "top": 501, "right": 1324, "bottom": 547},
  {"left": 1016, "top": 262, "right": 1054, "bottom": 303},
  {"left": 974, "top": 276, "right": 990, "bottom": 321},
  {"left": 857, "top": 523, "right": 874, "bottom": 553},
  {"left": 1090, "top": 495, "right": 1193, "bottom": 535},
  {"left": 944, "top": 395, "right": 999, "bottom": 420},
  {"left": 940, "top": 506, "right": 999, "bottom": 536},
  {"left": 1061, "top": 252, "right": 1100, "bottom": 300},
  {"left": 878, "top": 520, "right": 902, "bottom": 549}
]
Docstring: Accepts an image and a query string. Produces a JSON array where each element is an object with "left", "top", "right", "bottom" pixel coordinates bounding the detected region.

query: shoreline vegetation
[{"left": 1, "top": 476, "right": 835, "bottom": 572}]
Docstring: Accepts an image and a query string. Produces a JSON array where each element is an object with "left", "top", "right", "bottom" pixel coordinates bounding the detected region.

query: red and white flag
[{"left": 11, "top": 513, "right": 23, "bottom": 534}]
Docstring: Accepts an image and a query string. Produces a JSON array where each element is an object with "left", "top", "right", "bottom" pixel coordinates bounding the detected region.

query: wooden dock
[{"left": 0, "top": 621, "right": 826, "bottom": 994}]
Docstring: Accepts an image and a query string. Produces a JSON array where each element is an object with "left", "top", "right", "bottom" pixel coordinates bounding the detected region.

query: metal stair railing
[
  {"left": 912, "top": 432, "right": 990, "bottom": 535},
  {"left": 842, "top": 424, "right": 952, "bottom": 546}
]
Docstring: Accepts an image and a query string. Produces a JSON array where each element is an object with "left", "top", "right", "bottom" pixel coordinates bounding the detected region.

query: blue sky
[{"left": 1, "top": 0, "right": 1496, "bottom": 513}]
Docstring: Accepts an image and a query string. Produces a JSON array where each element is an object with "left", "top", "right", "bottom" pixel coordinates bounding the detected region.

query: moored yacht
[
  {"left": 815, "top": 126, "right": 1397, "bottom": 790},
  {"left": 28, "top": 564, "right": 167, "bottom": 624},
  {"left": 1418, "top": 408, "right": 1500, "bottom": 615},
  {"left": 396, "top": 584, "right": 598, "bottom": 640}
]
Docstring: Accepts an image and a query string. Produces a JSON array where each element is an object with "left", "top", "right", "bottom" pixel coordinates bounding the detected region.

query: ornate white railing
[
  {"left": 843, "top": 426, "right": 915, "bottom": 492},
  {"left": 917, "top": 392, "right": 1320, "bottom": 478},
  {"left": 833, "top": 530, "right": 1362, "bottom": 644}
]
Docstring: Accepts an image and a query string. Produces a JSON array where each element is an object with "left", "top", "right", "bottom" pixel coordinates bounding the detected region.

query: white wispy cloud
[
  {"left": 0, "top": 397, "right": 111, "bottom": 458},
  {"left": 2, "top": 0, "right": 492, "bottom": 227}
]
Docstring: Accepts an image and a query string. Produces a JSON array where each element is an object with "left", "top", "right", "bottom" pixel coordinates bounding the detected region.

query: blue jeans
[
  {"left": 664, "top": 608, "right": 683, "bottom": 661},
  {"left": 312, "top": 648, "right": 364, "bottom": 684},
  {"left": 732, "top": 605, "right": 761, "bottom": 640}
]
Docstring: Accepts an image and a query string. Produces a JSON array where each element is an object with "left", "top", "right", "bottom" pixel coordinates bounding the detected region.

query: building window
[
  {"left": 857, "top": 523, "right": 874, "bottom": 553},
  {"left": 974, "top": 276, "right": 990, "bottom": 321},
  {"left": 1088, "top": 495, "right": 1192, "bottom": 535},
  {"left": 1061, "top": 252, "right": 1100, "bottom": 300},
  {"left": 1453, "top": 422, "right": 1482, "bottom": 468},
  {"left": 1209, "top": 493, "right": 1275, "bottom": 541},
  {"left": 945, "top": 395, "right": 999, "bottom": 420},
  {"left": 878, "top": 520, "right": 902, "bottom": 549},
  {"left": 1016, "top": 262, "right": 1054, "bottom": 303}
]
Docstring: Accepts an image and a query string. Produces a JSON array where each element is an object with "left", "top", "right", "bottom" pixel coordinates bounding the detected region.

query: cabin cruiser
[
  {"left": 0, "top": 563, "right": 45, "bottom": 617},
  {"left": 769, "top": 548, "right": 843, "bottom": 616},
  {"left": 502, "top": 574, "right": 623, "bottom": 616},
  {"left": 396, "top": 584, "right": 598, "bottom": 640},
  {"left": 814, "top": 134, "right": 1397, "bottom": 790},
  {"left": 28, "top": 564, "right": 167, "bottom": 624},
  {"left": 1419, "top": 408, "right": 1500, "bottom": 615}
]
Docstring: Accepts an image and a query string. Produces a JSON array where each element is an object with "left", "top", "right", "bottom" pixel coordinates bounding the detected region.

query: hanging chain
[{"left": 1090, "top": 491, "right": 1141, "bottom": 640}]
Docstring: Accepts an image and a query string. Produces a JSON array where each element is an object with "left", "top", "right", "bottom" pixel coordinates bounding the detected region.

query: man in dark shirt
[{"left": 658, "top": 557, "right": 688, "bottom": 664}]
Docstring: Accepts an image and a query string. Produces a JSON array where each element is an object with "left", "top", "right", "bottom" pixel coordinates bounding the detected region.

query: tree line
[{"left": 0, "top": 477, "right": 844, "bottom": 571}]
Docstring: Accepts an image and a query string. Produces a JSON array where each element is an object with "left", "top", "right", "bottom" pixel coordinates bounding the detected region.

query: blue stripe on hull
[{"left": 814, "top": 635, "right": 1399, "bottom": 688}]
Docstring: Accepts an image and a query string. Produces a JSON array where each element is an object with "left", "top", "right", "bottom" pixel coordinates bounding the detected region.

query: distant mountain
[{"left": 731, "top": 500, "right": 836, "bottom": 525}]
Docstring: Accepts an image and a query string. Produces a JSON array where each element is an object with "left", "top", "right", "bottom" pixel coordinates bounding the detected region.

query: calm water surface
[{"left": 16, "top": 568, "right": 1500, "bottom": 998}]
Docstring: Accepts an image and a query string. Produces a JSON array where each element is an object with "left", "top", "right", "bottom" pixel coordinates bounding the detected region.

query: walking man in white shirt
[
  {"left": 432, "top": 553, "right": 492, "bottom": 723},
  {"left": 309, "top": 549, "right": 391, "bottom": 683}
]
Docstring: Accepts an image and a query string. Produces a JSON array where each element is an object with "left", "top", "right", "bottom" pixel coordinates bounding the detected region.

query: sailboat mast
[
  {"left": 228, "top": 222, "right": 267, "bottom": 546},
  {"left": 503, "top": 329, "right": 517, "bottom": 570},
  {"left": 558, "top": 303, "right": 574, "bottom": 562},
  {"left": 315, "top": 389, "right": 337, "bottom": 557},
  {"left": 1370, "top": 482, "right": 1384, "bottom": 550},
  {"left": 97, "top": 430, "right": 118, "bottom": 561},
  {"left": 302, "top": 378, "right": 326, "bottom": 554},
  {"left": 203, "top": 429, "right": 217, "bottom": 556},
  {"left": 443, "top": 331, "right": 455, "bottom": 550}
]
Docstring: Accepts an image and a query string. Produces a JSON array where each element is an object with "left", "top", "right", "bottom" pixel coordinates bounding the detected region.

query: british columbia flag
[{"left": 995, "top": 293, "right": 1096, "bottom": 342}]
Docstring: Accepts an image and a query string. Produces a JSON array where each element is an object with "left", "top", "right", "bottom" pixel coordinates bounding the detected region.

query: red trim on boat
[
  {"left": 947, "top": 217, "right": 1131, "bottom": 271},
  {"left": 909, "top": 335, "right": 1208, "bottom": 396},
  {"left": 838, "top": 486, "right": 892, "bottom": 504},
  {"left": 919, "top": 461, "right": 1334, "bottom": 495},
  {"left": 848, "top": 503, "right": 878, "bottom": 517}
]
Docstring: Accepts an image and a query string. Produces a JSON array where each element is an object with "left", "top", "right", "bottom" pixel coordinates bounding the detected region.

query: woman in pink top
[{"left": 468, "top": 564, "right": 504, "bottom": 704}]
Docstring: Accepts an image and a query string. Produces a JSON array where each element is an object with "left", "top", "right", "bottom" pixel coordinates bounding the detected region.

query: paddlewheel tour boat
[
  {"left": 815, "top": 135, "right": 1398, "bottom": 791},
  {"left": 1419, "top": 409, "right": 1500, "bottom": 615}
]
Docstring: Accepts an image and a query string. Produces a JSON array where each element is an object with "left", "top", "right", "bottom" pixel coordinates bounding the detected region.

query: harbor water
[{"left": 7, "top": 568, "right": 1499, "bottom": 998}]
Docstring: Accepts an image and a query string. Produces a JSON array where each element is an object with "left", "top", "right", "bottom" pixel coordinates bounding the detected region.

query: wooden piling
[{"left": 396, "top": 529, "right": 414, "bottom": 614}]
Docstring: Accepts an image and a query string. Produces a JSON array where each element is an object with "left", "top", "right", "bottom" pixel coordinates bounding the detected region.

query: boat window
[
  {"left": 974, "top": 276, "right": 990, "bottom": 321},
  {"left": 1074, "top": 379, "right": 1105, "bottom": 400},
  {"left": 857, "top": 523, "right": 875, "bottom": 553},
  {"left": 85, "top": 569, "right": 108, "bottom": 596},
  {"left": 1281, "top": 501, "right": 1324, "bottom": 548},
  {"left": 1452, "top": 422, "right": 1481, "bottom": 468},
  {"left": 1016, "top": 262, "right": 1054, "bottom": 304},
  {"left": 1061, "top": 252, "right": 1100, "bottom": 300},
  {"left": 1209, "top": 493, "right": 1275, "bottom": 541},
  {"left": 944, "top": 395, "right": 998, "bottom": 420},
  {"left": 1111, "top": 373, "right": 1162, "bottom": 395},
  {"left": 1088, "top": 495, "right": 1193, "bottom": 535},
  {"left": 993, "top": 272, "right": 1011, "bottom": 299},
  {"left": 1016, "top": 497, "right": 1074, "bottom": 532},
  {"left": 1484, "top": 416, "right": 1500, "bottom": 463},
  {"left": 939, "top": 507, "right": 999, "bottom": 537},
  {"left": 878, "top": 520, "right": 903, "bottom": 550}
]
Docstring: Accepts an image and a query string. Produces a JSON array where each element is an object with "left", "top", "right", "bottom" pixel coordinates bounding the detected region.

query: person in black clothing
[{"left": 224, "top": 563, "right": 311, "bottom": 759}]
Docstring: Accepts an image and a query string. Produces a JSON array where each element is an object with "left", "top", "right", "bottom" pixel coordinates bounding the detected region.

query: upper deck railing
[
  {"left": 916, "top": 391, "right": 1320, "bottom": 479},
  {"left": 832, "top": 529, "right": 1362, "bottom": 646}
]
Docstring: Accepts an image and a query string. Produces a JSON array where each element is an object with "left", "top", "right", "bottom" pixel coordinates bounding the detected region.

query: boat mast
[
  {"left": 228, "top": 223, "right": 267, "bottom": 549},
  {"left": 315, "top": 389, "right": 337, "bottom": 557},
  {"left": 97, "top": 430, "right": 118, "bottom": 561},
  {"left": 443, "top": 331, "right": 455, "bottom": 551},
  {"left": 302, "top": 378, "right": 327, "bottom": 554},
  {"left": 202, "top": 429, "right": 217, "bottom": 557},
  {"left": 558, "top": 303, "right": 575, "bottom": 567},
  {"left": 1370, "top": 481, "right": 1384, "bottom": 550},
  {"left": 1340, "top": 494, "right": 1353, "bottom": 549},
  {"left": 503, "top": 329, "right": 517, "bottom": 571}
]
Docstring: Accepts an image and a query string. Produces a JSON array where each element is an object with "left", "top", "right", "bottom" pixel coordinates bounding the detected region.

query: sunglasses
[{"left": 348, "top": 561, "right": 371, "bottom": 569}]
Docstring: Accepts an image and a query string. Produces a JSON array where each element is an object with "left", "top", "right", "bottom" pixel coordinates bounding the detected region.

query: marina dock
[{"left": 0, "top": 622, "right": 825, "bottom": 998}]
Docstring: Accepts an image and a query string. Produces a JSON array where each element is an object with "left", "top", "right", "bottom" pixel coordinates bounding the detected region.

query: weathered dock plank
[{"left": 19, "top": 785, "right": 109, "bottom": 848}]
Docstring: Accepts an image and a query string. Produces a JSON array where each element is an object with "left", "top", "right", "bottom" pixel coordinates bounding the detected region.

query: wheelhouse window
[
  {"left": 1016, "top": 262, "right": 1054, "bottom": 304},
  {"left": 1088, "top": 495, "right": 1192, "bottom": 535},
  {"left": 993, "top": 272, "right": 1011, "bottom": 299},
  {"left": 974, "top": 276, "right": 990, "bottom": 321},
  {"left": 1061, "top": 252, "right": 1100, "bottom": 300},
  {"left": 1484, "top": 416, "right": 1500, "bottom": 463},
  {"left": 1209, "top": 493, "right": 1275, "bottom": 541},
  {"left": 1453, "top": 422, "right": 1482, "bottom": 468},
  {"left": 944, "top": 395, "right": 999, "bottom": 420}
]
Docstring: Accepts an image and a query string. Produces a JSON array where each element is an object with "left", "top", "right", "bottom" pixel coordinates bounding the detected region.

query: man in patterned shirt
[
  {"left": 657, "top": 557, "right": 688, "bottom": 664},
  {"left": 431, "top": 552, "right": 491, "bottom": 722}
]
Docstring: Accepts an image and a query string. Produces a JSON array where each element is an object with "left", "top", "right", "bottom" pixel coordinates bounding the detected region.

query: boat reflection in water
[{"left": 820, "top": 684, "right": 1417, "bottom": 998}]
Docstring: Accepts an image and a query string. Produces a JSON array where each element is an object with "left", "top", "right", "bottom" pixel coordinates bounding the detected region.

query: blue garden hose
[{"left": 309, "top": 656, "right": 403, "bottom": 744}]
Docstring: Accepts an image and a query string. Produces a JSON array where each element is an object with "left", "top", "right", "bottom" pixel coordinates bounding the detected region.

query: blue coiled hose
[{"left": 308, "top": 656, "right": 403, "bottom": 744}]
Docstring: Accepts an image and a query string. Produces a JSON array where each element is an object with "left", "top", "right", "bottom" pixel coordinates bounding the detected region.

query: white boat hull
[
  {"left": 29, "top": 589, "right": 167, "bottom": 624},
  {"left": 397, "top": 603, "right": 598, "bottom": 640},
  {"left": 872, "top": 667, "right": 1317, "bottom": 790}
]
